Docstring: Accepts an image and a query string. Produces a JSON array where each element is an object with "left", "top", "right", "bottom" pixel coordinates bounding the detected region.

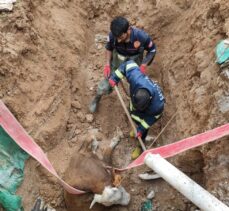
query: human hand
[
  {"left": 136, "top": 131, "right": 142, "bottom": 138},
  {"left": 104, "top": 64, "right": 111, "bottom": 78},
  {"left": 109, "top": 79, "right": 116, "bottom": 87},
  {"left": 140, "top": 64, "right": 147, "bottom": 74}
]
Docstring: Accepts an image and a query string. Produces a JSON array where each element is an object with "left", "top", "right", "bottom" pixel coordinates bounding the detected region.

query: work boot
[
  {"left": 131, "top": 146, "right": 142, "bottom": 160},
  {"left": 129, "top": 130, "right": 135, "bottom": 138},
  {"left": 89, "top": 94, "right": 101, "bottom": 113}
]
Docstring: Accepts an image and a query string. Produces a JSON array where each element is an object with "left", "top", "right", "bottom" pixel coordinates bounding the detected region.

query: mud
[{"left": 0, "top": 0, "right": 228, "bottom": 210}]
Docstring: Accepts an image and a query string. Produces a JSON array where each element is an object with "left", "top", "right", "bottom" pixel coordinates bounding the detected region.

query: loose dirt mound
[{"left": 0, "top": 0, "right": 228, "bottom": 210}]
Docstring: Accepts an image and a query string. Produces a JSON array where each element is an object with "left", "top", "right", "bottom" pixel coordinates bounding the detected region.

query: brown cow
[{"left": 64, "top": 128, "right": 130, "bottom": 211}]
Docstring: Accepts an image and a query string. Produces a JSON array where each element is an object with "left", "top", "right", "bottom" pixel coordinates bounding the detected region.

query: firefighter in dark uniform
[
  {"left": 109, "top": 60, "right": 165, "bottom": 149},
  {"left": 89, "top": 16, "right": 157, "bottom": 113}
]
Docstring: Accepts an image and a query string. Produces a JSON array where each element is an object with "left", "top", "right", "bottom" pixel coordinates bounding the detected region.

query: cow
[{"left": 63, "top": 128, "right": 130, "bottom": 211}]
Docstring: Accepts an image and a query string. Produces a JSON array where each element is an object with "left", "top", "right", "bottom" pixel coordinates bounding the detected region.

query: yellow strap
[
  {"left": 126, "top": 62, "right": 138, "bottom": 71},
  {"left": 115, "top": 69, "right": 124, "bottom": 79},
  {"left": 131, "top": 114, "right": 150, "bottom": 129}
]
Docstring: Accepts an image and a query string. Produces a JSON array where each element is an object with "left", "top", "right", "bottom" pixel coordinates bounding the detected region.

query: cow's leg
[{"left": 102, "top": 127, "right": 123, "bottom": 164}]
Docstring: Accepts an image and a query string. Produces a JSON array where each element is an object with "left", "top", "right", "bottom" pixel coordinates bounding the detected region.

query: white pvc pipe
[{"left": 144, "top": 153, "right": 229, "bottom": 211}]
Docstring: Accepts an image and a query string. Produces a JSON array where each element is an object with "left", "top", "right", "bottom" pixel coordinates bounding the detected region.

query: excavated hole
[{"left": 0, "top": 0, "right": 228, "bottom": 210}]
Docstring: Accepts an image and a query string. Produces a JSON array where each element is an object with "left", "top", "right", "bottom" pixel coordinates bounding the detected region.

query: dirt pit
[{"left": 0, "top": 0, "right": 229, "bottom": 210}]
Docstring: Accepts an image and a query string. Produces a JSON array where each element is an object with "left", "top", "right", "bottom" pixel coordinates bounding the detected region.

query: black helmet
[{"left": 132, "top": 88, "right": 152, "bottom": 111}]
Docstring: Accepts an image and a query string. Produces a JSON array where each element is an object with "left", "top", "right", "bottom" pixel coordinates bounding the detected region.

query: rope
[{"left": 148, "top": 112, "right": 177, "bottom": 149}]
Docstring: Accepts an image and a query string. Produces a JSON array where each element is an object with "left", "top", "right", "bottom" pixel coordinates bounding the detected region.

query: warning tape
[
  {"left": 118, "top": 123, "right": 229, "bottom": 171},
  {"left": 0, "top": 100, "right": 228, "bottom": 194}
]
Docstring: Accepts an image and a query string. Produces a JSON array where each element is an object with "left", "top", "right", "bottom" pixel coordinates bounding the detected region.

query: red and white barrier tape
[
  {"left": 0, "top": 100, "right": 228, "bottom": 194},
  {"left": 118, "top": 123, "right": 229, "bottom": 171}
]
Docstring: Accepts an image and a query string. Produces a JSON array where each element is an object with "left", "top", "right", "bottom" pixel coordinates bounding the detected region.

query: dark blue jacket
[
  {"left": 106, "top": 27, "right": 156, "bottom": 64},
  {"left": 110, "top": 60, "right": 165, "bottom": 133}
]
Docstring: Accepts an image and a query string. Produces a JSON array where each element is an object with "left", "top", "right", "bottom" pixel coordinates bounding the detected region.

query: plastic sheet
[
  {"left": 216, "top": 39, "right": 229, "bottom": 64},
  {"left": 0, "top": 126, "right": 28, "bottom": 211}
]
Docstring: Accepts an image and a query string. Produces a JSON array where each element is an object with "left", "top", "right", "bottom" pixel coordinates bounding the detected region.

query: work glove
[
  {"left": 109, "top": 78, "right": 116, "bottom": 87},
  {"left": 136, "top": 126, "right": 145, "bottom": 138},
  {"left": 140, "top": 64, "right": 147, "bottom": 74},
  {"left": 103, "top": 64, "right": 111, "bottom": 78},
  {"left": 136, "top": 131, "right": 142, "bottom": 138}
]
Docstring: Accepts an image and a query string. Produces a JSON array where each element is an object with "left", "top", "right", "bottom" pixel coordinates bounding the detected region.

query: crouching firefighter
[{"left": 109, "top": 60, "right": 165, "bottom": 146}]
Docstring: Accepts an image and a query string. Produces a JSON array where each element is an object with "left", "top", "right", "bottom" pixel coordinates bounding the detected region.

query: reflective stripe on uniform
[
  {"left": 126, "top": 63, "right": 139, "bottom": 71},
  {"left": 131, "top": 114, "right": 150, "bottom": 129},
  {"left": 115, "top": 69, "right": 124, "bottom": 79}
]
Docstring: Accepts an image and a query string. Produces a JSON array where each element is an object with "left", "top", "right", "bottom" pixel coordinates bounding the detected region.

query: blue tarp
[{"left": 216, "top": 40, "right": 229, "bottom": 64}]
